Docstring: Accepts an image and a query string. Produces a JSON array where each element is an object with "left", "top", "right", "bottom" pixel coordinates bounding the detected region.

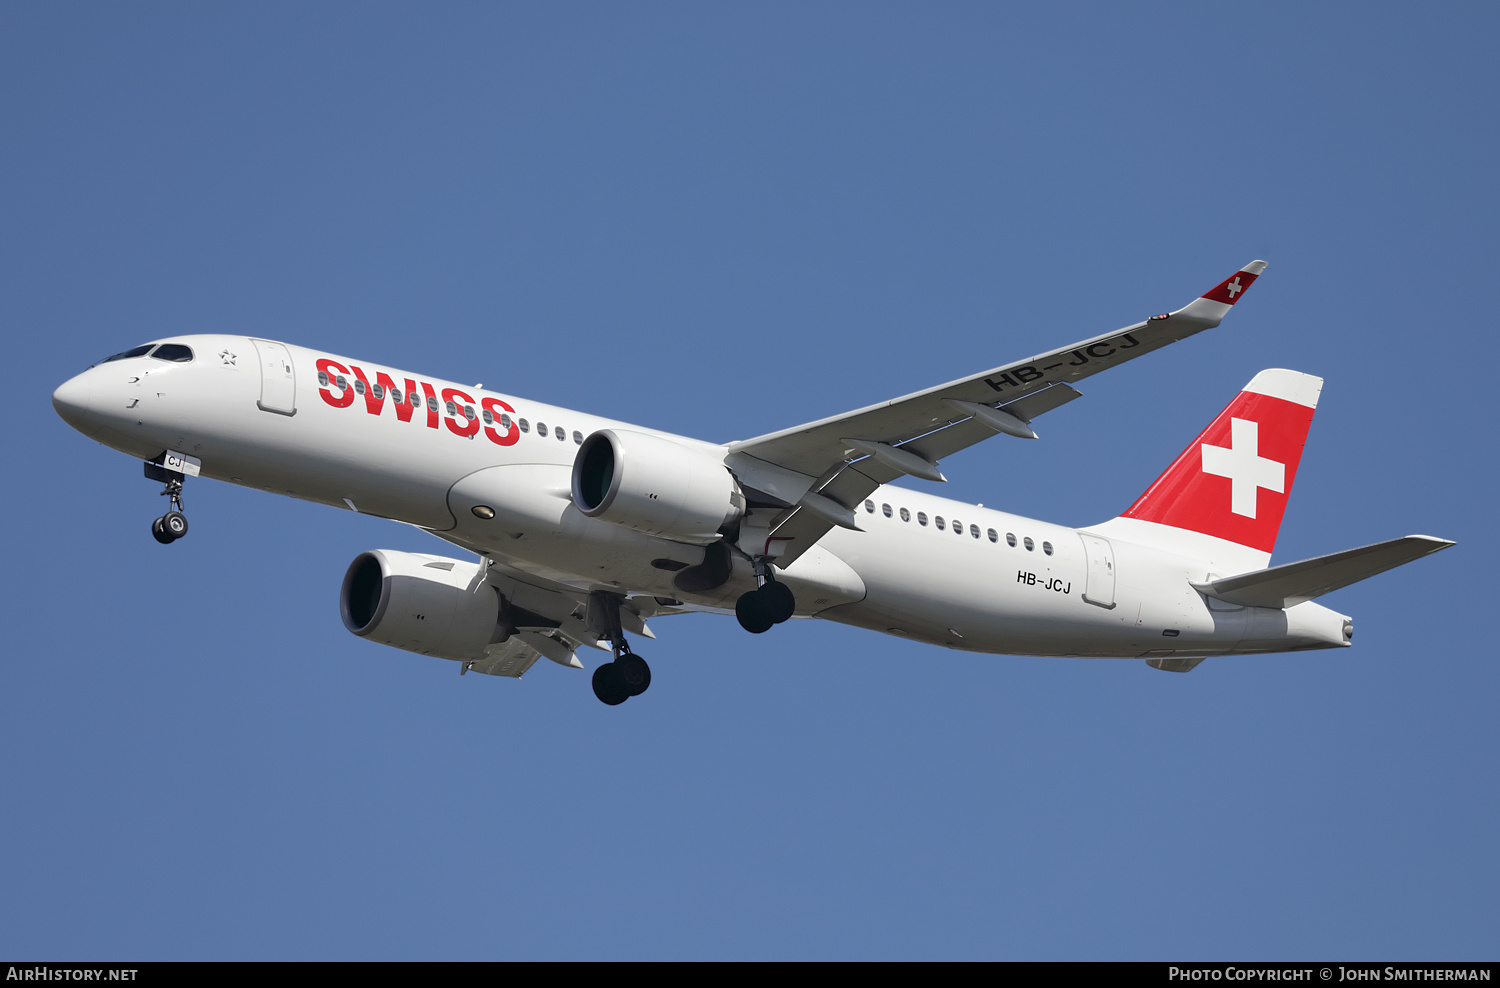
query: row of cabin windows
[
  {"left": 316, "top": 372, "right": 584, "bottom": 443},
  {"left": 863, "top": 499, "right": 1054, "bottom": 555},
  {"left": 509, "top": 415, "right": 584, "bottom": 444}
]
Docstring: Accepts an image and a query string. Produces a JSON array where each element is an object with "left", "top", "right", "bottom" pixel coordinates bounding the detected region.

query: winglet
[
  {"left": 1201, "top": 260, "right": 1267, "bottom": 305},
  {"left": 1174, "top": 260, "right": 1268, "bottom": 325}
]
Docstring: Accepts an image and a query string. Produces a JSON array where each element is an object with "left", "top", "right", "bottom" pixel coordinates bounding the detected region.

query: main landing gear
[
  {"left": 145, "top": 462, "right": 190, "bottom": 544},
  {"left": 592, "top": 648, "right": 650, "bottom": 706},
  {"left": 589, "top": 591, "right": 651, "bottom": 706},
  {"left": 735, "top": 557, "right": 795, "bottom": 634}
]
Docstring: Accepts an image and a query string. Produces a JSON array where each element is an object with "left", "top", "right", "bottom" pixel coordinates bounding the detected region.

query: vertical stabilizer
[{"left": 1088, "top": 369, "right": 1322, "bottom": 573}]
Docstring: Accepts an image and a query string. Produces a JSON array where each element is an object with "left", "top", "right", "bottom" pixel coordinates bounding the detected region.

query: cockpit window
[
  {"left": 151, "top": 344, "right": 194, "bottom": 362},
  {"left": 101, "top": 344, "right": 155, "bottom": 363}
]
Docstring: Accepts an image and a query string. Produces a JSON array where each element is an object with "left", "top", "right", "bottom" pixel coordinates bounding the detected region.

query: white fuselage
[{"left": 52, "top": 335, "right": 1350, "bottom": 661}]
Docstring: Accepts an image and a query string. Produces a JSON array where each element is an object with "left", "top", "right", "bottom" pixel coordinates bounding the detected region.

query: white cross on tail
[{"left": 1200, "top": 418, "right": 1285, "bottom": 518}]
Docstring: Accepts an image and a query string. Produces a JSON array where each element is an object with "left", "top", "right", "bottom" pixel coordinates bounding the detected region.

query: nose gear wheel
[{"left": 146, "top": 461, "right": 192, "bottom": 544}]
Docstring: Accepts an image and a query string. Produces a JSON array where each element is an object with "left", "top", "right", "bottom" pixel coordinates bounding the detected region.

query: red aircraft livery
[{"left": 1121, "top": 373, "right": 1318, "bottom": 554}]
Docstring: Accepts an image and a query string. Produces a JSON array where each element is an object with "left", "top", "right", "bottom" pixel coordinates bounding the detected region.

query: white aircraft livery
[{"left": 52, "top": 262, "right": 1453, "bottom": 703}]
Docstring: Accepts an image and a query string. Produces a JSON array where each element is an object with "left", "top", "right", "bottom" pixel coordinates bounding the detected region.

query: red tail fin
[{"left": 1120, "top": 369, "right": 1322, "bottom": 555}]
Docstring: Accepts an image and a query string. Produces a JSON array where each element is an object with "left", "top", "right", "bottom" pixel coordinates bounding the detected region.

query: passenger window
[
  {"left": 970, "top": 524, "right": 980, "bottom": 539},
  {"left": 537, "top": 421, "right": 547, "bottom": 436},
  {"left": 499, "top": 414, "right": 512, "bottom": 430},
  {"left": 101, "top": 344, "right": 155, "bottom": 363},
  {"left": 900, "top": 508, "right": 910, "bottom": 522},
  {"left": 445, "top": 401, "right": 457, "bottom": 416},
  {"left": 882, "top": 503, "right": 892, "bottom": 517},
  {"left": 917, "top": 512, "right": 928, "bottom": 527},
  {"left": 573, "top": 431, "right": 583, "bottom": 444},
  {"left": 865, "top": 500, "right": 875, "bottom": 513},
  {"left": 372, "top": 384, "right": 384, "bottom": 400},
  {"left": 987, "top": 528, "right": 998, "bottom": 543},
  {"left": 427, "top": 396, "right": 438, "bottom": 412},
  {"left": 465, "top": 406, "right": 476, "bottom": 421},
  {"left": 519, "top": 418, "right": 530, "bottom": 432},
  {"left": 355, "top": 380, "right": 367, "bottom": 395},
  {"left": 555, "top": 425, "right": 565, "bottom": 440},
  {"left": 935, "top": 516, "right": 945, "bottom": 531},
  {"left": 1024, "top": 537, "right": 1035, "bottom": 551},
  {"left": 1006, "top": 532, "right": 1017, "bottom": 547},
  {"left": 1043, "top": 541, "right": 1054, "bottom": 556},
  {"left": 318, "top": 371, "right": 329, "bottom": 387}
]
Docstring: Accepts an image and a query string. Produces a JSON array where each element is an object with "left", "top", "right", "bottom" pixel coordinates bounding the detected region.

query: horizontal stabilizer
[{"left": 1192, "top": 535, "right": 1455, "bottom": 609}]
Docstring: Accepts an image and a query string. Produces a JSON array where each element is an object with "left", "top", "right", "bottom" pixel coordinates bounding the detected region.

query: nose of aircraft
[{"left": 53, "top": 371, "right": 102, "bottom": 437}]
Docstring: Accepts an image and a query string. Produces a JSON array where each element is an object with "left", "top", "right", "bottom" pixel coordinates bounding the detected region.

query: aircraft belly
[
  {"left": 775, "top": 544, "right": 866, "bottom": 612},
  {"left": 817, "top": 520, "right": 1125, "bottom": 656},
  {"left": 446, "top": 463, "right": 714, "bottom": 596},
  {"left": 813, "top": 512, "right": 1317, "bottom": 658}
]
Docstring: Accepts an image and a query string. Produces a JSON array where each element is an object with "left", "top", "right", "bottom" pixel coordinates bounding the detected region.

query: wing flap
[
  {"left": 466, "top": 637, "right": 545, "bottom": 678},
  {"left": 765, "top": 384, "right": 1085, "bottom": 564}
]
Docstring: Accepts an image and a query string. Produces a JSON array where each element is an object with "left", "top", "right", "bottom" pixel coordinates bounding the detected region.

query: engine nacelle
[
  {"left": 572, "top": 429, "right": 743, "bottom": 545},
  {"left": 340, "top": 549, "right": 504, "bottom": 660}
]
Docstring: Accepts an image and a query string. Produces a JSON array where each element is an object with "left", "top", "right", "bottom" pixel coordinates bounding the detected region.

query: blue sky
[{"left": 3, "top": 2, "right": 1494, "bottom": 960}]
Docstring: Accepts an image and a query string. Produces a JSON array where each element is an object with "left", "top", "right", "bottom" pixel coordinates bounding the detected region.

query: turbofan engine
[
  {"left": 339, "top": 549, "right": 509, "bottom": 660},
  {"left": 572, "top": 429, "right": 744, "bottom": 545}
]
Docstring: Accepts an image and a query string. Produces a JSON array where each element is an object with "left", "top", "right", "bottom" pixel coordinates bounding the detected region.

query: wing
[
  {"left": 428, "top": 532, "right": 678, "bottom": 675},
  {"left": 727, "top": 261, "right": 1267, "bottom": 564}
]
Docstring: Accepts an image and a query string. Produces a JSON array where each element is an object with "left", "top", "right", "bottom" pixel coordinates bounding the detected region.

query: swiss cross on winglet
[{"left": 1200, "top": 260, "right": 1267, "bottom": 305}]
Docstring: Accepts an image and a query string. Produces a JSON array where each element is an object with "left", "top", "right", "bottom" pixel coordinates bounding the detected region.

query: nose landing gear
[{"left": 145, "top": 460, "right": 190, "bottom": 544}]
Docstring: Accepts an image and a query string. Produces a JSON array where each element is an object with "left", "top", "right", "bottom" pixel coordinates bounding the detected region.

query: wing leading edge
[{"left": 728, "top": 261, "right": 1268, "bottom": 564}]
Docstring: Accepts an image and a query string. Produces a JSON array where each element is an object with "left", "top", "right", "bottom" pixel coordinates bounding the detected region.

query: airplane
[{"left": 51, "top": 261, "right": 1453, "bottom": 704}]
